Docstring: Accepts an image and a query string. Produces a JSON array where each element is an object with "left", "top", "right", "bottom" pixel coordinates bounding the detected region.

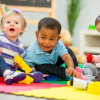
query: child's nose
[
  {"left": 45, "top": 40, "right": 49, "bottom": 44},
  {"left": 10, "top": 22, "right": 14, "bottom": 26}
]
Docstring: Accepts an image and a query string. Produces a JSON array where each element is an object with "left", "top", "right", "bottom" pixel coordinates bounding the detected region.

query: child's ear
[
  {"left": 20, "top": 27, "right": 25, "bottom": 33},
  {"left": 1, "top": 26, "right": 4, "bottom": 32},
  {"left": 57, "top": 35, "right": 61, "bottom": 41},
  {"left": 36, "top": 31, "right": 39, "bottom": 39}
]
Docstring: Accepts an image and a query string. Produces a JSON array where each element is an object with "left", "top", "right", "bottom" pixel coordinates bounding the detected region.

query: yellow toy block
[
  {"left": 18, "top": 75, "right": 33, "bottom": 85},
  {"left": 67, "top": 81, "right": 70, "bottom": 86},
  {"left": 87, "top": 81, "right": 100, "bottom": 95},
  {"left": 14, "top": 55, "right": 32, "bottom": 74},
  {"left": 15, "top": 70, "right": 33, "bottom": 85}
]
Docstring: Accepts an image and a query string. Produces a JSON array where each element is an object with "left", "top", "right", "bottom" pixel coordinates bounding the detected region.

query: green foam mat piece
[
  {"left": 42, "top": 80, "right": 67, "bottom": 84},
  {"left": 61, "top": 63, "right": 84, "bottom": 69},
  {"left": 78, "top": 64, "right": 84, "bottom": 68}
]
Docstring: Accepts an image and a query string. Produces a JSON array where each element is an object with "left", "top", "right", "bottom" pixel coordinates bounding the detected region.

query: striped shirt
[{"left": 0, "top": 33, "right": 25, "bottom": 69}]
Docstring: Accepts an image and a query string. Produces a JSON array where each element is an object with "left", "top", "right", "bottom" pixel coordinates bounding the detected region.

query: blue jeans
[{"left": 0, "top": 56, "right": 10, "bottom": 76}]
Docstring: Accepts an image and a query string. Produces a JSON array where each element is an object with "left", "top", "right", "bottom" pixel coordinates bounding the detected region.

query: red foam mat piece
[{"left": 0, "top": 82, "right": 66, "bottom": 93}]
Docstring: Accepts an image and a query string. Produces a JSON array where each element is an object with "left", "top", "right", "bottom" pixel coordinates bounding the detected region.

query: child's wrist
[{"left": 68, "top": 66, "right": 74, "bottom": 69}]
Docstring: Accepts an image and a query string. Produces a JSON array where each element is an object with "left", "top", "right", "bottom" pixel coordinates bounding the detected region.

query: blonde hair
[{"left": 0, "top": 10, "right": 27, "bottom": 35}]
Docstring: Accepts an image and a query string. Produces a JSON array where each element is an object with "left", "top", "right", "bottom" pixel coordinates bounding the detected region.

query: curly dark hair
[
  {"left": 38, "top": 17, "right": 61, "bottom": 35},
  {"left": 95, "top": 15, "right": 100, "bottom": 26}
]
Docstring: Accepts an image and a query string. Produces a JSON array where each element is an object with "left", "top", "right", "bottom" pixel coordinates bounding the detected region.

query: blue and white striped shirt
[{"left": 0, "top": 33, "right": 25, "bottom": 69}]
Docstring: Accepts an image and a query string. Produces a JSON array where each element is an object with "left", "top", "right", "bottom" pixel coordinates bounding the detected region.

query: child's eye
[
  {"left": 15, "top": 22, "right": 18, "bottom": 24},
  {"left": 50, "top": 39, "right": 54, "bottom": 41},
  {"left": 42, "top": 37, "right": 46, "bottom": 39},
  {"left": 6, "top": 21, "right": 10, "bottom": 23}
]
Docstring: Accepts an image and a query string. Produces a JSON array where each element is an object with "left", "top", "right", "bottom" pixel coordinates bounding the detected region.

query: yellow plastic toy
[
  {"left": 15, "top": 70, "right": 33, "bottom": 85},
  {"left": 14, "top": 55, "right": 32, "bottom": 74},
  {"left": 67, "top": 81, "right": 70, "bottom": 86},
  {"left": 18, "top": 75, "right": 33, "bottom": 85},
  {"left": 87, "top": 81, "right": 100, "bottom": 95}
]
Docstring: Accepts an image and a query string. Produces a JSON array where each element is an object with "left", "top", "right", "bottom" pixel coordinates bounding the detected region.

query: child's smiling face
[
  {"left": 1, "top": 14, "right": 24, "bottom": 42},
  {"left": 36, "top": 26, "right": 61, "bottom": 53}
]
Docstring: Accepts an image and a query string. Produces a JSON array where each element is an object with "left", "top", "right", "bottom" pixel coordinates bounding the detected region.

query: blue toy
[{"left": 44, "top": 75, "right": 58, "bottom": 81}]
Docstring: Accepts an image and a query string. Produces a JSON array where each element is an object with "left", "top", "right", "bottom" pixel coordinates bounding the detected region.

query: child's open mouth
[
  {"left": 43, "top": 46, "right": 50, "bottom": 50},
  {"left": 9, "top": 28, "right": 15, "bottom": 33}
]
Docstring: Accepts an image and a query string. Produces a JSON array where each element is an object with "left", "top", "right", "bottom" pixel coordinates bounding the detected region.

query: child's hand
[
  {"left": 73, "top": 70, "right": 76, "bottom": 77},
  {"left": 0, "top": 49, "right": 2, "bottom": 55},
  {"left": 66, "top": 67, "right": 74, "bottom": 76},
  {"left": 14, "top": 61, "right": 22, "bottom": 69}
]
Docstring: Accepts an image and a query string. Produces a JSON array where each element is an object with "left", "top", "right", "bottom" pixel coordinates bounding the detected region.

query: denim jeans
[
  {"left": 0, "top": 56, "right": 10, "bottom": 76},
  {"left": 34, "top": 47, "right": 78, "bottom": 80}
]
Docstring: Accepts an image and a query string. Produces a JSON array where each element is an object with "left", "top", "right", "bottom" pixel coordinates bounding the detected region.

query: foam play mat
[
  {"left": 0, "top": 82, "right": 100, "bottom": 100},
  {"left": 0, "top": 63, "right": 100, "bottom": 100},
  {"left": 12, "top": 86, "right": 100, "bottom": 100},
  {"left": 0, "top": 63, "right": 99, "bottom": 100},
  {"left": 0, "top": 82, "right": 66, "bottom": 93}
]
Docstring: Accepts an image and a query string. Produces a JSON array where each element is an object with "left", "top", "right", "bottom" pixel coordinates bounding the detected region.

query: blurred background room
[{"left": 1, "top": 0, "right": 100, "bottom": 65}]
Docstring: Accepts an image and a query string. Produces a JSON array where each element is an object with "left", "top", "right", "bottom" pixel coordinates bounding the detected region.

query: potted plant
[{"left": 67, "top": 0, "right": 82, "bottom": 36}]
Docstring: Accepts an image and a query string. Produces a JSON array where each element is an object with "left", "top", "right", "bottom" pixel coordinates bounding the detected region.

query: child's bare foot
[
  {"left": 75, "top": 66, "right": 87, "bottom": 80},
  {"left": 43, "top": 74, "right": 49, "bottom": 77},
  {"left": 43, "top": 74, "right": 49, "bottom": 80}
]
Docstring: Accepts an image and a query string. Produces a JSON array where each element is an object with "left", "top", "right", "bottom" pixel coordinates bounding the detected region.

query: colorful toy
[
  {"left": 44, "top": 75, "right": 58, "bottom": 81},
  {"left": 18, "top": 75, "right": 33, "bottom": 85},
  {"left": 15, "top": 70, "right": 33, "bottom": 85},
  {"left": 14, "top": 55, "right": 32, "bottom": 74},
  {"left": 86, "top": 53, "right": 93, "bottom": 63},
  {"left": 89, "top": 25, "right": 96, "bottom": 30},
  {"left": 87, "top": 81, "right": 100, "bottom": 95},
  {"left": 67, "top": 81, "right": 70, "bottom": 86},
  {"left": 75, "top": 66, "right": 82, "bottom": 73}
]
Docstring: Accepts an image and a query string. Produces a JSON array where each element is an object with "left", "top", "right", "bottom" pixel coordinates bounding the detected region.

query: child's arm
[{"left": 62, "top": 53, "right": 75, "bottom": 76}]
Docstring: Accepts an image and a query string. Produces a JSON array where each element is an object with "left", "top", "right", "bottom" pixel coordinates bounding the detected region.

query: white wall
[
  {"left": 1, "top": 0, "right": 100, "bottom": 50},
  {"left": 72, "top": 0, "right": 100, "bottom": 47}
]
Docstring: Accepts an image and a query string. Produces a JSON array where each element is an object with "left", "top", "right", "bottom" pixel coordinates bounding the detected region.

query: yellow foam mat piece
[{"left": 11, "top": 87, "right": 100, "bottom": 100}]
